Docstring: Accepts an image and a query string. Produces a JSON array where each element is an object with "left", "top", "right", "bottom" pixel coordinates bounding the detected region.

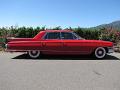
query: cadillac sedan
[{"left": 6, "top": 30, "right": 113, "bottom": 59}]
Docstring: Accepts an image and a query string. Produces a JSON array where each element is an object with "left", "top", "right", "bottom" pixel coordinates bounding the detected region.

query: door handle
[{"left": 42, "top": 42, "right": 46, "bottom": 46}]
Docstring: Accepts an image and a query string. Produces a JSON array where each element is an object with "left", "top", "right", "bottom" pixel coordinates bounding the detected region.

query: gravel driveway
[{"left": 0, "top": 52, "right": 120, "bottom": 90}]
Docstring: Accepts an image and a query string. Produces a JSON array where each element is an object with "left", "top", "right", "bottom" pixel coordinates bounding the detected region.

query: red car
[{"left": 6, "top": 30, "right": 113, "bottom": 59}]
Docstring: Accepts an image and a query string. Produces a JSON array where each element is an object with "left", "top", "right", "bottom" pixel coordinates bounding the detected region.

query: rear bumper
[{"left": 5, "top": 49, "right": 27, "bottom": 52}]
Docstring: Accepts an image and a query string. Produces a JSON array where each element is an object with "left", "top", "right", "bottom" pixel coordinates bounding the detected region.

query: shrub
[{"left": 99, "top": 28, "right": 120, "bottom": 43}]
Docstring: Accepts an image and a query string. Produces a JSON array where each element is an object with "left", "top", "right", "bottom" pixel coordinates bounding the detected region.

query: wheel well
[{"left": 104, "top": 47, "right": 108, "bottom": 53}]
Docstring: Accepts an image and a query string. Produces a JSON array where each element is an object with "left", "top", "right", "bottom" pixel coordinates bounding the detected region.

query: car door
[
  {"left": 61, "top": 32, "right": 88, "bottom": 54},
  {"left": 41, "top": 32, "right": 63, "bottom": 54}
]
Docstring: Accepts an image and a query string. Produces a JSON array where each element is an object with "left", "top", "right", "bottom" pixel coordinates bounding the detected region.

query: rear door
[{"left": 61, "top": 32, "right": 85, "bottom": 54}]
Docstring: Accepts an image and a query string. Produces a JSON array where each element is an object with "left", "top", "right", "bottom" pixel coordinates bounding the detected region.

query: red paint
[{"left": 6, "top": 30, "right": 113, "bottom": 55}]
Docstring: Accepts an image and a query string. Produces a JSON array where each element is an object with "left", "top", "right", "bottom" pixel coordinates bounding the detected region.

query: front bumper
[{"left": 107, "top": 47, "right": 114, "bottom": 53}]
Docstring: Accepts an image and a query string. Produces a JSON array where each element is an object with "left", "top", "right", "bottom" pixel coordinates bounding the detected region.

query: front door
[
  {"left": 41, "top": 32, "right": 63, "bottom": 54},
  {"left": 61, "top": 32, "right": 87, "bottom": 54}
]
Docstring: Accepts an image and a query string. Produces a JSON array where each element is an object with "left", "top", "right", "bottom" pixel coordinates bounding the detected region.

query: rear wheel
[
  {"left": 28, "top": 50, "right": 40, "bottom": 59},
  {"left": 94, "top": 47, "right": 106, "bottom": 59}
]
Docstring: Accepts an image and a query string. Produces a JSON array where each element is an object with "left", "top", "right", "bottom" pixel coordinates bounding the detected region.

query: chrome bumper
[
  {"left": 5, "top": 44, "right": 8, "bottom": 48},
  {"left": 5, "top": 44, "right": 8, "bottom": 51},
  {"left": 107, "top": 47, "right": 114, "bottom": 53}
]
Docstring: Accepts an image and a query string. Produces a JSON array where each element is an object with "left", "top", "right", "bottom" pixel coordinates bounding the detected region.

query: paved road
[{"left": 0, "top": 52, "right": 120, "bottom": 90}]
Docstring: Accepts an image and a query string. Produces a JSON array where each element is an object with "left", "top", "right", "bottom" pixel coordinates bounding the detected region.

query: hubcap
[
  {"left": 95, "top": 47, "right": 106, "bottom": 59},
  {"left": 31, "top": 51, "right": 38, "bottom": 56},
  {"left": 28, "top": 50, "right": 40, "bottom": 58},
  {"left": 32, "top": 51, "right": 37, "bottom": 54},
  {"left": 97, "top": 49, "right": 104, "bottom": 56},
  {"left": 98, "top": 51, "right": 103, "bottom": 54}
]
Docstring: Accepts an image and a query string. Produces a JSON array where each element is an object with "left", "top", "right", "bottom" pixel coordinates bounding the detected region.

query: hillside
[{"left": 95, "top": 20, "right": 120, "bottom": 30}]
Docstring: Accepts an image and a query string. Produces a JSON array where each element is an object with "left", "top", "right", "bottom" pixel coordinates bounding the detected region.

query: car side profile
[{"left": 6, "top": 30, "right": 114, "bottom": 59}]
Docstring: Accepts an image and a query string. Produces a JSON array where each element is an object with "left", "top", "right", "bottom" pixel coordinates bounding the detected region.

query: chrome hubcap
[
  {"left": 98, "top": 51, "right": 103, "bottom": 55},
  {"left": 28, "top": 51, "right": 40, "bottom": 58},
  {"left": 32, "top": 51, "right": 37, "bottom": 54}
]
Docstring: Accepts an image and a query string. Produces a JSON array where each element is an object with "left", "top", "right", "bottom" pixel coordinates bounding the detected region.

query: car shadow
[{"left": 12, "top": 53, "right": 120, "bottom": 60}]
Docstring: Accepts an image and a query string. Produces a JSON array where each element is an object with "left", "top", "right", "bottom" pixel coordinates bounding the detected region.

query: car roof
[{"left": 44, "top": 30, "right": 73, "bottom": 32}]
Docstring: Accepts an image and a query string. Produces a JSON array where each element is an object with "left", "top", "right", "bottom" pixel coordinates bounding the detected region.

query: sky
[{"left": 0, "top": 0, "right": 120, "bottom": 28}]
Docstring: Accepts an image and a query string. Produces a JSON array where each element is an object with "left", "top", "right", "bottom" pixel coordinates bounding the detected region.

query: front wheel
[
  {"left": 28, "top": 50, "right": 40, "bottom": 59},
  {"left": 94, "top": 47, "right": 106, "bottom": 59}
]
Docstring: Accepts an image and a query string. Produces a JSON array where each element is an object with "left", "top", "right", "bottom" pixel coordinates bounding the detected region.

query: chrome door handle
[{"left": 42, "top": 43, "right": 46, "bottom": 46}]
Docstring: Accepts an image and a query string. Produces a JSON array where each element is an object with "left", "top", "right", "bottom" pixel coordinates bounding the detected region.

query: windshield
[{"left": 72, "top": 32, "right": 85, "bottom": 40}]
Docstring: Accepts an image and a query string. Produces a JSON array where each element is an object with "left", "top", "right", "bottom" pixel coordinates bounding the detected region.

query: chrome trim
[
  {"left": 107, "top": 47, "right": 114, "bottom": 53},
  {"left": 5, "top": 44, "right": 8, "bottom": 49},
  {"left": 5, "top": 49, "right": 28, "bottom": 52},
  {"left": 60, "top": 32, "right": 62, "bottom": 40}
]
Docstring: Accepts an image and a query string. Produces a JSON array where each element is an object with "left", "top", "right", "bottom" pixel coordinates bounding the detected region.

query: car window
[
  {"left": 61, "top": 32, "right": 74, "bottom": 39},
  {"left": 44, "top": 32, "right": 60, "bottom": 39}
]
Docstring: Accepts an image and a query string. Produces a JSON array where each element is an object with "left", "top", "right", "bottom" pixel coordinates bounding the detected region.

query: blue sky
[{"left": 0, "top": 0, "right": 120, "bottom": 28}]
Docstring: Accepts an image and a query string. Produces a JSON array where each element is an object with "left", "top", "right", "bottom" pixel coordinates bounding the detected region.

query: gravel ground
[{"left": 0, "top": 52, "right": 120, "bottom": 90}]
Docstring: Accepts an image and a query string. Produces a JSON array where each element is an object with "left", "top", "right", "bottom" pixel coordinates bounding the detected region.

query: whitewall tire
[
  {"left": 94, "top": 47, "right": 106, "bottom": 59},
  {"left": 28, "top": 50, "right": 40, "bottom": 59}
]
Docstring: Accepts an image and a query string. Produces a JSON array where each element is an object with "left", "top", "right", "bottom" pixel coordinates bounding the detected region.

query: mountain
[{"left": 95, "top": 20, "right": 120, "bottom": 30}]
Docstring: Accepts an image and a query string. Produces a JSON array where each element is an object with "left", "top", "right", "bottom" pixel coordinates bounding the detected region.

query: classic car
[{"left": 6, "top": 30, "right": 113, "bottom": 59}]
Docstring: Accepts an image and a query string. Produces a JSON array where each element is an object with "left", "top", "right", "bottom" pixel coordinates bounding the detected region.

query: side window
[
  {"left": 44, "top": 32, "right": 60, "bottom": 39},
  {"left": 61, "top": 32, "right": 74, "bottom": 39}
]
